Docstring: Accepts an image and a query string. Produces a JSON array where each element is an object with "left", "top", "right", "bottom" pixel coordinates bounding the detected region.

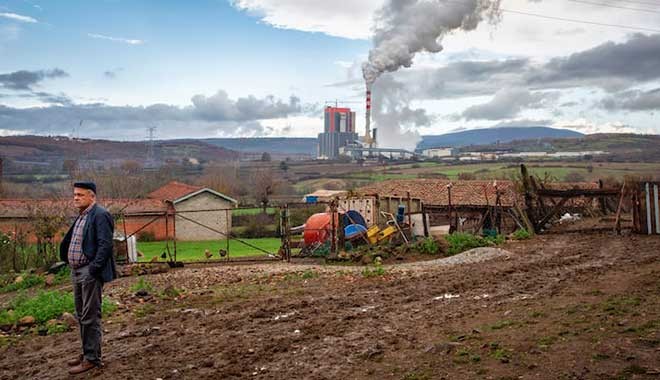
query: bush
[
  {"left": 239, "top": 213, "right": 276, "bottom": 238},
  {"left": 458, "top": 172, "right": 477, "bottom": 180},
  {"left": 138, "top": 231, "right": 156, "bottom": 242},
  {"left": 362, "top": 263, "right": 386, "bottom": 278},
  {"left": 415, "top": 237, "right": 447, "bottom": 255},
  {"left": 0, "top": 273, "right": 44, "bottom": 293},
  {"left": 445, "top": 233, "right": 504, "bottom": 256},
  {"left": 130, "top": 277, "right": 154, "bottom": 294},
  {"left": 512, "top": 229, "right": 531, "bottom": 240},
  {"left": 0, "top": 291, "right": 117, "bottom": 329}
]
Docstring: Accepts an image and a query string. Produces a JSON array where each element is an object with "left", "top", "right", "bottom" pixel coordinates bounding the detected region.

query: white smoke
[
  {"left": 361, "top": 0, "right": 502, "bottom": 150},
  {"left": 372, "top": 75, "right": 431, "bottom": 151},
  {"left": 362, "top": 0, "right": 502, "bottom": 84}
]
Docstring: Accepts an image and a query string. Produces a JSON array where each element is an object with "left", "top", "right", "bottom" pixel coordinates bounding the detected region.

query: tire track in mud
[{"left": 0, "top": 233, "right": 658, "bottom": 379}]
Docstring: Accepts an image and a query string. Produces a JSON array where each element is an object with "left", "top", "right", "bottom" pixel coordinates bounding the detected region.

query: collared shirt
[{"left": 67, "top": 202, "right": 95, "bottom": 269}]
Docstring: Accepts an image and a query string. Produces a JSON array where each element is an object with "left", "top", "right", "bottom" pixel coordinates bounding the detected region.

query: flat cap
[{"left": 73, "top": 181, "right": 97, "bottom": 194}]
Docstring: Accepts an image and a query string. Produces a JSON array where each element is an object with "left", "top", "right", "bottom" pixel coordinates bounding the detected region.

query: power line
[
  {"left": 442, "top": 0, "right": 660, "bottom": 33},
  {"left": 500, "top": 8, "right": 660, "bottom": 33},
  {"left": 615, "top": 0, "right": 660, "bottom": 7},
  {"left": 567, "top": 0, "right": 660, "bottom": 14}
]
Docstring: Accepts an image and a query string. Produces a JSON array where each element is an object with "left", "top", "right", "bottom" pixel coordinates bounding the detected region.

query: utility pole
[{"left": 146, "top": 126, "right": 157, "bottom": 168}]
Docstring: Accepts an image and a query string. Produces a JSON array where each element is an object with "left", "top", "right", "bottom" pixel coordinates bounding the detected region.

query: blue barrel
[{"left": 396, "top": 205, "right": 406, "bottom": 224}]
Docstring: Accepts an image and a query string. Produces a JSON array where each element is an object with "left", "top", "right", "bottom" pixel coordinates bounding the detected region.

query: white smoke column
[
  {"left": 362, "top": 0, "right": 502, "bottom": 85},
  {"left": 371, "top": 75, "right": 431, "bottom": 151}
]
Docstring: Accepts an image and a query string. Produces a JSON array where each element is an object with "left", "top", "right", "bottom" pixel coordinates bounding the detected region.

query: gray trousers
[{"left": 71, "top": 265, "right": 104, "bottom": 364}]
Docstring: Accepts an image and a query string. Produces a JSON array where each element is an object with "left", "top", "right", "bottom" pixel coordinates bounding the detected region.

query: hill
[
  {"left": 466, "top": 133, "right": 660, "bottom": 162},
  {"left": 418, "top": 126, "right": 583, "bottom": 150},
  {"left": 203, "top": 137, "right": 317, "bottom": 156},
  {"left": 0, "top": 135, "right": 238, "bottom": 173}
]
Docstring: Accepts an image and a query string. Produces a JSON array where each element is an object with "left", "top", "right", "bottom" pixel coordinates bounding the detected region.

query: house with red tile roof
[{"left": 0, "top": 181, "right": 237, "bottom": 243}]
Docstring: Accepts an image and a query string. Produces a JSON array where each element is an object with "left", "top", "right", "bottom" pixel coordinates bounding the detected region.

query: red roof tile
[
  {"left": 357, "top": 179, "right": 601, "bottom": 208},
  {"left": 147, "top": 181, "right": 203, "bottom": 201},
  {"left": 358, "top": 179, "right": 520, "bottom": 207}
]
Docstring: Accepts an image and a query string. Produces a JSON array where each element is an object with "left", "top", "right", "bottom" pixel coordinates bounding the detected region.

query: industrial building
[
  {"left": 421, "top": 147, "right": 455, "bottom": 158},
  {"left": 317, "top": 106, "right": 358, "bottom": 159}
]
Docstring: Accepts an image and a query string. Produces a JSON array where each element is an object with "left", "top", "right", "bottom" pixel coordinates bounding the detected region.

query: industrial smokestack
[{"left": 365, "top": 84, "right": 372, "bottom": 147}]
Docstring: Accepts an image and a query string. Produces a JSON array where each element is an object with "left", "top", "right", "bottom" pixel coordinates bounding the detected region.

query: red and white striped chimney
[{"left": 365, "top": 84, "right": 372, "bottom": 146}]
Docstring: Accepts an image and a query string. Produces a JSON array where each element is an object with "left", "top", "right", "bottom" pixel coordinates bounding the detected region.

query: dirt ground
[{"left": 1, "top": 222, "right": 659, "bottom": 379}]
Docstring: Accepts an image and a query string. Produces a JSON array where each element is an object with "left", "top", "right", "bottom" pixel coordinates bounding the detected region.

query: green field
[
  {"left": 232, "top": 207, "right": 276, "bottom": 216},
  {"left": 137, "top": 238, "right": 282, "bottom": 262}
]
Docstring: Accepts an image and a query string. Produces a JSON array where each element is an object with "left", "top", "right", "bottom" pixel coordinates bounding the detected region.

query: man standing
[{"left": 59, "top": 182, "right": 117, "bottom": 375}]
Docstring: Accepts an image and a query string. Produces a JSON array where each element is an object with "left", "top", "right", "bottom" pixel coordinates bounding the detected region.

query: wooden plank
[
  {"left": 614, "top": 183, "right": 626, "bottom": 235},
  {"left": 537, "top": 188, "right": 620, "bottom": 198}
]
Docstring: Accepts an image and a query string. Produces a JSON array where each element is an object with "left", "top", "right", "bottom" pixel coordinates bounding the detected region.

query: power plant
[{"left": 316, "top": 84, "right": 415, "bottom": 160}]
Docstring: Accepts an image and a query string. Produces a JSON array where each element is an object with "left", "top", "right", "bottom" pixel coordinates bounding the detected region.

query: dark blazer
[{"left": 59, "top": 203, "right": 118, "bottom": 283}]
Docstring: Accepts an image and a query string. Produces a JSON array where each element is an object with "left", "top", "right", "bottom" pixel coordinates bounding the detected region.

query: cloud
[
  {"left": 601, "top": 88, "right": 660, "bottom": 111},
  {"left": 490, "top": 119, "right": 553, "bottom": 128},
  {"left": 526, "top": 33, "right": 660, "bottom": 91},
  {"left": 190, "top": 90, "right": 301, "bottom": 121},
  {"left": 0, "top": 12, "right": 37, "bottom": 23},
  {"left": 552, "top": 118, "right": 637, "bottom": 134},
  {"left": 0, "top": 68, "right": 68, "bottom": 90},
  {"left": 230, "top": 0, "right": 382, "bottom": 39},
  {"left": 461, "top": 88, "right": 558, "bottom": 120},
  {"left": 364, "top": 33, "right": 660, "bottom": 103},
  {"left": 88, "top": 33, "right": 145, "bottom": 45},
  {"left": 103, "top": 68, "right": 124, "bottom": 79},
  {"left": 0, "top": 90, "right": 304, "bottom": 139}
]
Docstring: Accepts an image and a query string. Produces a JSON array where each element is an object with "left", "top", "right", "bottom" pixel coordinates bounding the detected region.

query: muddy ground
[{"left": 1, "top": 222, "right": 659, "bottom": 379}]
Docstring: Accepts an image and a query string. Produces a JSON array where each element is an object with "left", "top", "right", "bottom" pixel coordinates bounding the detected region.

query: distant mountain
[
  {"left": 0, "top": 136, "right": 238, "bottom": 172},
  {"left": 203, "top": 137, "right": 317, "bottom": 156},
  {"left": 417, "top": 127, "right": 584, "bottom": 150}
]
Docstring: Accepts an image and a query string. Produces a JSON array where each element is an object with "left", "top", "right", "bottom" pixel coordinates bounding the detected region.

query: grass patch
[
  {"left": 133, "top": 304, "right": 156, "bottom": 318},
  {"left": 511, "top": 229, "right": 531, "bottom": 240},
  {"left": 602, "top": 296, "right": 641, "bottom": 316},
  {"left": 592, "top": 353, "right": 610, "bottom": 361},
  {"left": 232, "top": 207, "right": 276, "bottom": 216},
  {"left": 130, "top": 277, "right": 154, "bottom": 294},
  {"left": 137, "top": 237, "right": 282, "bottom": 262},
  {"left": 537, "top": 335, "right": 558, "bottom": 349},
  {"left": 445, "top": 233, "right": 504, "bottom": 256},
  {"left": 362, "top": 264, "right": 386, "bottom": 278},
  {"left": 0, "top": 273, "right": 44, "bottom": 293},
  {"left": 0, "top": 290, "right": 116, "bottom": 329},
  {"left": 402, "top": 372, "right": 432, "bottom": 380},
  {"left": 284, "top": 269, "right": 320, "bottom": 282},
  {"left": 489, "top": 320, "right": 516, "bottom": 330}
]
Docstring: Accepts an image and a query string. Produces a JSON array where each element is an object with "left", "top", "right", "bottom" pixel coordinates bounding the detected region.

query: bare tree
[
  {"left": 251, "top": 169, "right": 278, "bottom": 211},
  {"left": 196, "top": 163, "right": 241, "bottom": 198}
]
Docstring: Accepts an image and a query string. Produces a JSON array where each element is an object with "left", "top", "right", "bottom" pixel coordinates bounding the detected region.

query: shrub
[
  {"left": 512, "top": 229, "right": 531, "bottom": 240},
  {"left": 0, "top": 290, "right": 116, "bottom": 330},
  {"left": 240, "top": 213, "right": 276, "bottom": 238},
  {"left": 362, "top": 264, "right": 386, "bottom": 278},
  {"left": 138, "top": 231, "right": 156, "bottom": 242},
  {"left": 415, "top": 237, "right": 447, "bottom": 255},
  {"left": 0, "top": 273, "right": 44, "bottom": 293},
  {"left": 445, "top": 232, "right": 504, "bottom": 256},
  {"left": 130, "top": 277, "right": 154, "bottom": 294}
]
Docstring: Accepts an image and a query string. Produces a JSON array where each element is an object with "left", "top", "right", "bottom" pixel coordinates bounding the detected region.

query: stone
[
  {"left": 14, "top": 276, "right": 23, "bottom": 284},
  {"left": 18, "top": 316, "right": 36, "bottom": 326},
  {"left": 60, "top": 312, "right": 77, "bottom": 328},
  {"left": 44, "top": 274, "right": 56, "bottom": 286}
]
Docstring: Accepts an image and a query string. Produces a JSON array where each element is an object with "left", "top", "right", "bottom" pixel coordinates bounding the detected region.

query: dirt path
[{"left": 1, "top": 232, "right": 659, "bottom": 379}]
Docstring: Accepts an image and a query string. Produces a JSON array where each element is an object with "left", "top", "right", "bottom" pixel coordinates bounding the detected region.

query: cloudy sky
[{"left": 1, "top": 0, "right": 659, "bottom": 145}]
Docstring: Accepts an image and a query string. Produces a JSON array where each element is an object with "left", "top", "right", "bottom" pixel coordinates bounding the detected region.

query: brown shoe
[
  {"left": 68, "top": 359, "right": 98, "bottom": 375},
  {"left": 67, "top": 354, "right": 83, "bottom": 366}
]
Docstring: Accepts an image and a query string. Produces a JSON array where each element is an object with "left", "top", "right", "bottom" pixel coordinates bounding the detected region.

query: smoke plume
[{"left": 362, "top": 0, "right": 502, "bottom": 85}]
